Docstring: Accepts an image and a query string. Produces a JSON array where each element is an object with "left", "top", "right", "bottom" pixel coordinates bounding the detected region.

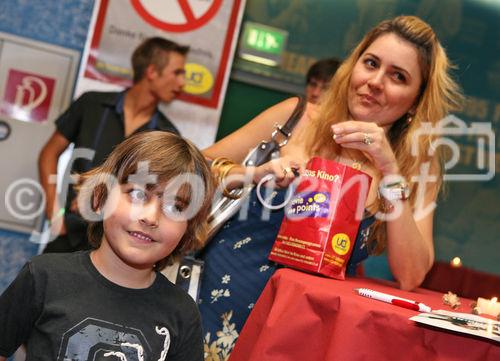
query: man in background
[
  {"left": 305, "top": 57, "right": 341, "bottom": 104},
  {"left": 38, "top": 37, "right": 189, "bottom": 252}
]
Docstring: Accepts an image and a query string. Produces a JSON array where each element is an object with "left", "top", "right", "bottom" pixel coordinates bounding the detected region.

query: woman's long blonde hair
[{"left": 305, "top": 15, "right": 463, "bottom": 253}]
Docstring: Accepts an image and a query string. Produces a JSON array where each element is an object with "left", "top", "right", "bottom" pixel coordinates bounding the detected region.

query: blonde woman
[{"left": 200, "top": 16, "right": 462, "bottom": 358}]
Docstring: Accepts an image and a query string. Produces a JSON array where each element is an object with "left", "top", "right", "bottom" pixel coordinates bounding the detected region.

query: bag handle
[
  {"left": 282, "top": 95, "right": 307, "bottom": 135},
  {"left": 206, "top": 96, "right": 308, "bottom": 241},
  {"left": 245, "top": 95, "right": 307, "bottom": 166},
  {"left": 271, "top": 95, "right": 307, "bottom": 146}
]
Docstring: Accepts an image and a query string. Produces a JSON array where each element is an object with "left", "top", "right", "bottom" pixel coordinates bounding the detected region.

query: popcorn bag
[{"left": 269, "top": 157, "right": 372, "bottom": 279}]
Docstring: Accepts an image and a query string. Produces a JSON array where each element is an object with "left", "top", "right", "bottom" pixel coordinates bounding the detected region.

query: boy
[
  {"left": 0, "top": 131, "right": 213, "bottom": 360},
  {"left": 305, "top": 57, "right": 340, "bottom": 104}
]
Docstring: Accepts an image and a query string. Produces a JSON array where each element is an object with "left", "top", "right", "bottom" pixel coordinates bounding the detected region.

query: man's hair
[
  {"left": 77, "top": 131, "right": 214, "bottom": 270},
  {"left": 131, "top": 37, "right": 189, "bottom": 83},
  {"left": 306, "top": 58, "right": 341, "bottom": 84}
]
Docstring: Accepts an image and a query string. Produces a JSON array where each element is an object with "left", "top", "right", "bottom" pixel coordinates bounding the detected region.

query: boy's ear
[{"left": 145, "top": 64, "right": 160, "bottom": 80}]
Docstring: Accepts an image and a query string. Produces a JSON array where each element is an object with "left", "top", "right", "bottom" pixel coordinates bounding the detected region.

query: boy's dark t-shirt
[{"left": 0, "top": 251, "right": 203, "bottom": 360}]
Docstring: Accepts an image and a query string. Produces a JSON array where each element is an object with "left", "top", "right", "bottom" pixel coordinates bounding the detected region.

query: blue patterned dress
[{"left": 198, "top": 188, "right": 375, "bottom": 359}]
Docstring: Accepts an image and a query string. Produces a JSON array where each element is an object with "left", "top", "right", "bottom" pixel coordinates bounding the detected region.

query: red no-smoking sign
[
  {"left": 131, "top": 0, "right": 223, "bottom": 32},
  {"left": 85, "top": 0, "right": 243, "bottom": 108}
]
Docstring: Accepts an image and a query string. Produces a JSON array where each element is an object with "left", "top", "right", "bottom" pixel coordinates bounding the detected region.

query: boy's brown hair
[
  {"left": 77, "top": 131, "right": 214, "bottom": 270},
  {"left": 131, "top": 37, "right": 189, "bottom": 83}
]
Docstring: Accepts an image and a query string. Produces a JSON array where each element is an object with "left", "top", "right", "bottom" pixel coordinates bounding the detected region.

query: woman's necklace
[
  {"left": 351, "top": 159, "right": 365, "bottom": 171},
  {"left": 337, "top": 150, "right": 367, "bottom": 170}
]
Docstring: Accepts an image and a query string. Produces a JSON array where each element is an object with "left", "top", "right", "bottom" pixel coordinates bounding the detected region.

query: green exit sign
[
  {"left": 243, "top": 23, "right": 286, "bottom": 54},
  {"left": 239, "top": 22, "right": 288, "bottom": 66}
]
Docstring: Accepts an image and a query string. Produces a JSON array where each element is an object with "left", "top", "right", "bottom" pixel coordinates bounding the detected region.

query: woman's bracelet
[
  {"left": 210, "top": 157, "right": 232, "bottom": 170},
  {"left": 211, "top": 157, "right": 242, "bottom": 199}
]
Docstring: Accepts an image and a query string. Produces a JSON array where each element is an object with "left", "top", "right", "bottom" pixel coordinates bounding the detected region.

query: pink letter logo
[{"left": 1, "top": 69, "right": 55, "bottom": 123}]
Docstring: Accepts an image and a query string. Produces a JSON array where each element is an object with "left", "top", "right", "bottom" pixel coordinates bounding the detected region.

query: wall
[{"left": 0, "top": 1, "right": 93, "bottom": 50}]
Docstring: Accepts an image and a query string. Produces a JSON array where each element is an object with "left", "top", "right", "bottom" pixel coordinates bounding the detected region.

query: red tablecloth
[{"left": 229, "top": 268, "right": 499, "bottom": 361}]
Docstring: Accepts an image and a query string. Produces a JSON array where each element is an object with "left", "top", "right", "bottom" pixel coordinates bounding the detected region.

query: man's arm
[{"left": 38, "top": 131, "right": 70, "bottom": 223}]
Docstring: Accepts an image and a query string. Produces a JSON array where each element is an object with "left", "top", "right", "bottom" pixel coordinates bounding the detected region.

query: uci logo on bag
[{"left": 332, "top": 233, "right": 351, "bottom": 256}]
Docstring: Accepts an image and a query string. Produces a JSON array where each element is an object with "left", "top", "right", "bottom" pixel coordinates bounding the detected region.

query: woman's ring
[
  {"left": 283, "top": 167, "right": 292, "bottom": 176},
  {"left": 363, "top": 133, "right": 373, "bottom": 145}
]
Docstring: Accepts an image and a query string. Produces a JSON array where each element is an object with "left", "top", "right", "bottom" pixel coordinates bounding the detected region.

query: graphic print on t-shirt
[{"left": 57, "top": 317, "right": 170, "bottom": 360}]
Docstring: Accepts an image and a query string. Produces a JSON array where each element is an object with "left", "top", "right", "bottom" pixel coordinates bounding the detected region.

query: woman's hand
[
  {"left": 253, "top": 156, "right": 303, "bottom": 188},
  {"left": 332, "top": 121, "right": 400, "bottom": 175}
]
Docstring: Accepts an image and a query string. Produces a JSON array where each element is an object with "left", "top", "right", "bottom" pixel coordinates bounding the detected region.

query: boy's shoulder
[
  {"left": 28, "top": 251, "right": 87, "bottom": 275},
  {"left": 154, "top": 273, "right": 200, "bottom": 313}
]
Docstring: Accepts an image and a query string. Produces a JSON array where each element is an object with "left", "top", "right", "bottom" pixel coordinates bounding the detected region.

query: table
[{"left": 229, "top": 269, "right": 499, "bottom": 361}]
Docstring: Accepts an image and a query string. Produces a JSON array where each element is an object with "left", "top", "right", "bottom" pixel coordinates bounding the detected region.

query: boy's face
[
  {"left": 149, "top": 52, "right": 187, "bottom": 103},
  {"left": 100, "top": 182, "right": 188, "bottom": 270},
  {"left": 305, "top": 78, "right": 329, "bottom": 104}
]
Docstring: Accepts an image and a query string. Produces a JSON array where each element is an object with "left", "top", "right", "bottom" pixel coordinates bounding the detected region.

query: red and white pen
[{"left": 354, "top": 288, "right": 432, "bottom": 313}]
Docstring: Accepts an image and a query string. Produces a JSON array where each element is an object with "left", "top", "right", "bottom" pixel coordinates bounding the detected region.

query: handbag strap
[
  {"left": 207, "top": 95, "right": 308, "bottom": 239},
  {"left": 283, "top": 95, "right": 307, "bottom": 135},
  {"left": 272, "top": 95, "right": 307, "bottom": 145},
  {"left": 244, "top": 95, "right": 308, "bottom": 167}
]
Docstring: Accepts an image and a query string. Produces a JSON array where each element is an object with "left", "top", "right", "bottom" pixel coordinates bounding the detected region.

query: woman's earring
[{"left": 406, "top": 113, "right": 414, "bottom": 124}]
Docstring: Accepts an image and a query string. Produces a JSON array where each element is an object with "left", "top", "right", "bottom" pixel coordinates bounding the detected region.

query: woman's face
[{"left": 348, "top": 33, "right": 423, "bottom": 129}]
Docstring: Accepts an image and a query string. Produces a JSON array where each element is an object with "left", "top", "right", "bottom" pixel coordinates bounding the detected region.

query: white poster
[{"left": 76, "top": 0, "right": 246, "bottom": 148}]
